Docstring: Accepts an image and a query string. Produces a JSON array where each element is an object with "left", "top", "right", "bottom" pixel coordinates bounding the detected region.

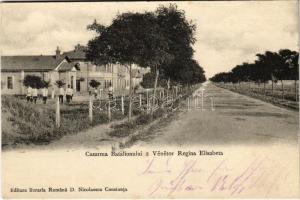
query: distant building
[
  {"left": 1, "top": 47, "right": 76, "bottom": 95},
  {"left": 62, "top": 44, "right": 149, "bottom": 95},
  {"left": 1, "top": 44, "right": 149, "bottom": 96}
]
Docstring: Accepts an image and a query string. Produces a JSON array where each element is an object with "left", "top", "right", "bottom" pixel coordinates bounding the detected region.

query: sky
[{"left": 0, "top": 1, "right": 298, "bottom": 78}]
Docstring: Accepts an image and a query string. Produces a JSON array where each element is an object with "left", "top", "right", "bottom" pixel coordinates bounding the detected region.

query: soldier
[
  {"left": 59, "top": 86, "right": 65, "bottom": 103},
  {"left": 41, "top": 87, "right": 48, "bottom": 104},
  {"left": 26, "top": 86, "right": 32, "bottom": 103},
  {"left": 94, "top": 87, "right": 98, "bottom": 99},
  {"left": 32, "top": 87, "right": 38, "bottom": 104},
  {"left": 66, "top": 84, "right": 73, "bottom": 103}
]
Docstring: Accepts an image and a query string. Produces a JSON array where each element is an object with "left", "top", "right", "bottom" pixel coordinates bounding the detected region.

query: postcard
[{"left": 1, "top": 1, "right": 299, "bottom": 199}]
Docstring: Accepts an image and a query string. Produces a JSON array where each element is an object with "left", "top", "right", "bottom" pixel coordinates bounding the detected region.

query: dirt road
[{"left": 135, "top": 81, "right": 299, "bottom": 147}]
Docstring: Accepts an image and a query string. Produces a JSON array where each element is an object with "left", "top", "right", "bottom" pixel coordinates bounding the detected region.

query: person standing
[
  {"left": 42, "top": 87, "right": 48, "bottom": 104},
  {"left": 94, "top": 87, "right": 98, "bottom": 99},
  {"left": 66, "top": 84, "right": 73, "bottom": 103},
  {"left": 26, "top": 86, "right": 32, "bottom": 102},
  {"left": 32, "top": 87, "right": 38, "bottom": 104},
  {"left": 51, "top": 87, "right": 55, "bottom": 99},
  {"left": 59, "top": 86, "right": 65, "bottom": 103}
]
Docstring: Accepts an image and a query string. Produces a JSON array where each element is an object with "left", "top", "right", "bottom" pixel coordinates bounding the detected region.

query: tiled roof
[
  {"left": 1, "top": 55, "right": 65, "bottom": 72},
  {"left": 62, "top": 45, "right": 86, "bottom": 60},
  {"left": 58, "top": 62, "right": 75, "bottom": 72}
]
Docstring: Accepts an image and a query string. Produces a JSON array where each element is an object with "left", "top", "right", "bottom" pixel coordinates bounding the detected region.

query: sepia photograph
[{"left": 1, "top": 1, "right": 299, "bottom": 198}]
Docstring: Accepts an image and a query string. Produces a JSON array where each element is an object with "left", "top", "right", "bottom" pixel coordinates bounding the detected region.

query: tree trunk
[
  {"left": 263, "top": 82, "right": 266, "bottom": 96},
  {"left": 295, "top": 79, "right": 297, "bottom": 102},
  {"left": 151, "top": 66, "right": 159, "bottom": 115},
  {"left": 281, "top": 80, "right": 284, "bottom": 100},
  {"left": 128, "top": 64, "right": 132, "bottom": 121},
  {"left": 271, "top": 80, "right": 274, "bottom": 97}
]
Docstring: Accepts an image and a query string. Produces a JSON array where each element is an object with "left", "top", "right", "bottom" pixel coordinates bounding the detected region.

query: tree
[
  {"left": 255, "top": 51, "right": 281, "bottom": 96},
  {"left": 210, "top": 49, "right": 299, "bottom": 101},
  {"left": 140, "top": 72, "right": 168, "bottom": 89},
  {"left": 23, "top": 75, "right": 44, "bottom": 88},
  {"left": 279, "top": 49, "right": 299, "bottom": 101},
  {"left": 210, "top": 72, "right": 232, "bottom": 83},
  {"left": 155, "top": 4, "right": 201, "bottom": 84},
  {"left": 268, "top": 52, "right": 289, "bottom": 99},
  {"left": 176, "top": 59, "right": 206, "bottom": 84},
  {"left": 86, "top": 12, "right": 171, "bottom": 120},
  {"left": 55, "top": 80, "right": 65, "bottom": 88},
  {"left": 89, "top": 80, "right": 101, "bottom": 89},
  {"left": 42, "top": 80, "right": 51, "bottom": 88}
]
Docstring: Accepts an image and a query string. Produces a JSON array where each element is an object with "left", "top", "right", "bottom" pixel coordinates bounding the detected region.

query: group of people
[
  {"left": 26, "top": 86, "right": 49, "bottom": 104},
  {"left": 26, "top": 85, "right": 74, "bottom": 104},
  {"left": 58, "top": 85, "right": 74, "bottom": 103},
  {"left": 26, "top": 83, "right": 116, "bottom": 104},
  {"left": 89, "top": 84, "right": 114, "bottom": 100}
]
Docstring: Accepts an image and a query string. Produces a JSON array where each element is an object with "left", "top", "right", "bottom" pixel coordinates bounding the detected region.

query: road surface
[{"left": 134, "top": 81, "right": 299, "bottom": 147}]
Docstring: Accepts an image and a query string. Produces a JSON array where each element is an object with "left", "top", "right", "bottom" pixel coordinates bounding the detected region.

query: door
[{"left": 76, "top": 80, "right": 81, "bottom": 92}]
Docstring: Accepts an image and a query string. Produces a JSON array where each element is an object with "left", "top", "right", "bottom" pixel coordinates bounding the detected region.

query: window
[
  {"left": 7, "top": 76, "right": 13, "bottom": 89},
  {"left": 43, "top": 73, "right": 50, "bottom": 81},
  {"left": 75, "top": 63, "right": 80, "bottom": 71}
]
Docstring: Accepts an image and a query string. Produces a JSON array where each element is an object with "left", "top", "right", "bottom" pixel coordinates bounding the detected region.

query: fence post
[
  {"left": 89, "top": 96, "right": 93, "bottom": 123},
  {"left": 121, "top": 96, "right": 124, "bottom": 115},
  {"left": 108, "top": 100, "right": 111, "bottom": 121},
  {"left": 146, "top": 90, "right": 149, "bottom": 112},
  {"left": 55, "top": 97, "right": 60, "bottom": 128},
  {"left": 148, "top": 95, "right": 151, "bottom": 114},
  {"left": 175, "top": 86, "right": 178, "bottom": 98},
  {"left": 139, "top": 94, "right": 142, "bottom": 108},
  {"left": 187, "top": 97, "right": 190, "bottom": 111},
  {"left": 99, "top": 89, "right": 102, "bottom": 99}
]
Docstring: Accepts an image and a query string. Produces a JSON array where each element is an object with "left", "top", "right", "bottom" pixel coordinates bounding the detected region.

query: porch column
[
  {"left": 20, "top": 70, "right": 24, "bottom": 94},
  {"left": 73, "top": 72, "right": 77, "bottom": 92}
]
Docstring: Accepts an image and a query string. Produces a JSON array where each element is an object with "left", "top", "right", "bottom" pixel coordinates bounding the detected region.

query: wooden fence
[{"left": 54, "top": 86, "right": 186, "bottom": 127}]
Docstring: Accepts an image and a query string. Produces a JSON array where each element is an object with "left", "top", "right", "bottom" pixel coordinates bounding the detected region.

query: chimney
[
  {"left": 75, "top": 44, "right": 80, "bottom": 51},
  {"left": 55, "top": 46, "right": 61, "bottom": 60}
]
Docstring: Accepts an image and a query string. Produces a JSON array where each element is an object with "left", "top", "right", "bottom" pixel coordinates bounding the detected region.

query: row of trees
[
  {"left": 23, "top": 76, "right": 65, "bottom": 89},
  {"left": 210, "top": 49, "right": 299, "bottom": 99},
  {"left": 86, "top": 4, "right": 206, "bottom": 119},
  {"left": 23, "top": 75, "right": 101, "bottom": 90}
]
